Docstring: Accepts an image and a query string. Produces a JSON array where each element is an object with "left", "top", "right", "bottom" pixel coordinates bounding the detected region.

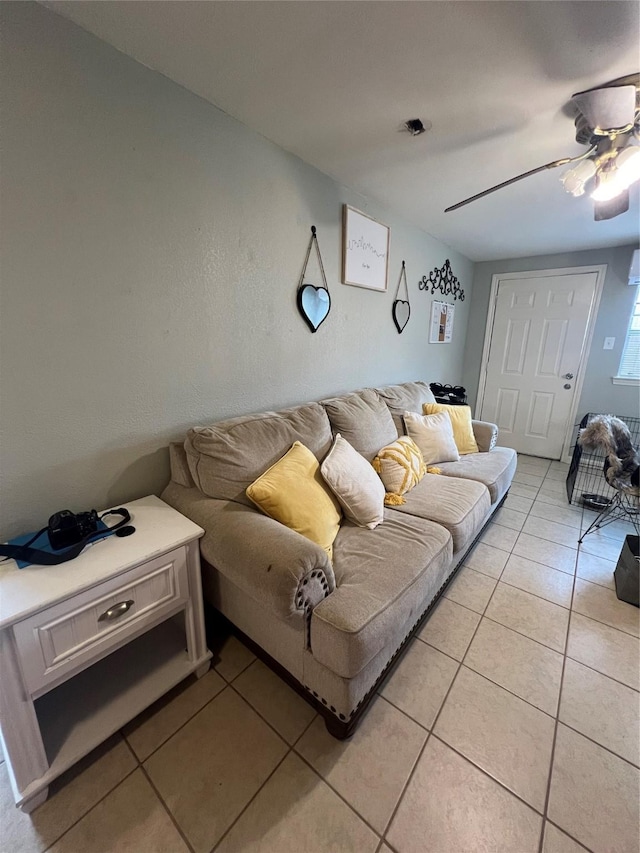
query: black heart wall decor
[
  {"left": 296, "top": 226, "right": 331, "bottom": 334},
  {"left": 298, "top": 284, "right": 331, "bottom": 333},
  {"left": 392, "top": 299, "right": 410, "bottom": 334},
  {"left": 392, "top": 260, "right": 411, "bottom": 334}
]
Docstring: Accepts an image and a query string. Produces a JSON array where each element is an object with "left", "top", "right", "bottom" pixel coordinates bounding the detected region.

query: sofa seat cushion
[
  {"left": 184, "top": 402, "right": 333, "bottom": 506},
  {"left": 392, "top": 473, "right": 491, "bottom": 551},
  {"left": 321, "top": 388, "right": 397, "bottom": 462},
  {"left": 376, "top": 381, "right": 436, "bottom": 435},
  {"left": 436, "top": 446, "right": 517, "bottom": 504},
  {"left": 311, "top": 511, "right": 452, "bottom": 678}
]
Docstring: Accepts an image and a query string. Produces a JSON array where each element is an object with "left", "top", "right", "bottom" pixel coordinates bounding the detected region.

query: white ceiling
[{"left": 43, "top": 1, "right": 639, "bottom": 261}]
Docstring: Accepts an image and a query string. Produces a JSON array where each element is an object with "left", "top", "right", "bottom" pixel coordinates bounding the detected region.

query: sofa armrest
[
  {"left": 472, "top": 419, "right": 498, "bottom": 452},
  {"left": 162, "top": 482, "right": 335, "bottom": 622}
]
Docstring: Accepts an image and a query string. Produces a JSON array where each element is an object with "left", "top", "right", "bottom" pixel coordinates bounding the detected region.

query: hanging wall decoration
[
  {"left": 297, "top": 226, "right": 331, "bottom": 333},
  {"left": 392, "top": 260, "right": 411, "bottom": 334},
  {"left": 418, "top": 259, "right": 465, "bottom": 301},
  {"left": 342, "top": 205, "right": 390, "bottom": 291}
]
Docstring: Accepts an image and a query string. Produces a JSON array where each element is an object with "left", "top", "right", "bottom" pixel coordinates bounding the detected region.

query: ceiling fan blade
[
  {"left": 594, "top": 189, "right": 630, "bottom": 221},
  {"left": 444, "top": 157, "right": 572, "bottom": 213},
  {"left": 572, "top": 85, "right": 636, "bottom": 131}
]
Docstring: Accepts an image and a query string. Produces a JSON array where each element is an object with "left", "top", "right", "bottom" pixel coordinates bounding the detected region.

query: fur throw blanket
[{"left": 578, "top": 415, "right": 640, "bottom": 492}]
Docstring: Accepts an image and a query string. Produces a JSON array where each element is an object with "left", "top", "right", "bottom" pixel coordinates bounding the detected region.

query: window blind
[{"left": 618, "top": 286, "right": 640, "bottom": 379}]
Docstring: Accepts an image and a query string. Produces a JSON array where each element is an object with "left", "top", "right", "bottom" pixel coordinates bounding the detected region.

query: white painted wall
[
  {"left": 0, "top": 3, "right": 473, "bottom": 538},
  {"left": 463, "top": 245, "right": 640, "bottom": 418}
]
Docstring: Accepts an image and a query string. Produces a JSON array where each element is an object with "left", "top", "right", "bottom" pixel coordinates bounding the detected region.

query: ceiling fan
[{"left": 445, "top": 74, "right": 640, "bottom": 220}]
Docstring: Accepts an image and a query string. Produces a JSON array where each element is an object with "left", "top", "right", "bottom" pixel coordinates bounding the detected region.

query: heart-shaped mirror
[
  {"left": 298, "top": 284, "right": 331, "bottom": 333},
  {"left": 392, "top": 299, "right": 410, "bottom": 334}
]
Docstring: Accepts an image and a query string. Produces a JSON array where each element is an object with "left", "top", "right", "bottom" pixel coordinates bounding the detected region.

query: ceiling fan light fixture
[
  {"left": 615, "top": 144, "right": 640, "bottom": 185},
  {"left": 592, "top": 170, "right": 625, "bottom": 202},
  {"left": 591, "top": 146, "right": 640, "bottom": 201},
  {"left": 561, "top": 158, "right": 597, "bottom": 196}
]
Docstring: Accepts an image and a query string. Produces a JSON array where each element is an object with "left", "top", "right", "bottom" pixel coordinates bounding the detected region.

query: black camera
[{"left": 47, "top": 509, "right": 99, "bottom": 550}]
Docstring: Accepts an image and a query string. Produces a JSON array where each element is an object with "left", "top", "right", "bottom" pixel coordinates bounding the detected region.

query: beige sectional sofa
[{"left": 162, "top": 381, "right": 516, "bottom": 737}]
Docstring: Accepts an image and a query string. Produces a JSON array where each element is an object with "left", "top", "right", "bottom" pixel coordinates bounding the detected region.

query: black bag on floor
[{"left": 614, "top": 535, "right": 639, "bottom": 607}]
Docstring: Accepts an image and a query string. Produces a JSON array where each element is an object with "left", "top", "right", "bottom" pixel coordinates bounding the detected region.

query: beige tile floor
[{"left": 3, "top": 456, "right": 639, "bottom": 853}]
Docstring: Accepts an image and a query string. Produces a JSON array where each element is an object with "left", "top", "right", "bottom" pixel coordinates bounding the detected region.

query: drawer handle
[{"left": 98, "top": 599, "right": 135, "bottom": 623}]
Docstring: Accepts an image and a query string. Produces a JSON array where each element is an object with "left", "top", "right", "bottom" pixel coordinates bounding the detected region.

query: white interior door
[{"left": 480, "top": 270, "right": 600, "bottom": 459}]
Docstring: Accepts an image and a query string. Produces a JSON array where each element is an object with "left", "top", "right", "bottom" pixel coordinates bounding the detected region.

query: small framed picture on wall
[
  {"left": 429, "top": 300, "right": 455, "bottom": 343},
  {"left": 342, "top": 205, "right": 390, "bottom": 292}
]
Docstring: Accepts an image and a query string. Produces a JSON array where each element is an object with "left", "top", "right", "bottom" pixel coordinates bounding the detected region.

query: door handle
[
  {"left": 564, "top": 384, "right": 572, "bottom": 390},
  {"left": 563, "top": 373, "right": 574, "bottom": 380}
]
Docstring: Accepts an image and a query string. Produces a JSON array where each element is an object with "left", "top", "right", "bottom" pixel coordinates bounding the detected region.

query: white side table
[{"left": 0, "top": 495, "right": 211, "bottom": 812}]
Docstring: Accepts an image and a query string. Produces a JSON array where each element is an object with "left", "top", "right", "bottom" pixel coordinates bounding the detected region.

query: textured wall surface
[
  {"left": 462, "top": 245, "right": 639, "bottom": 421},
  {"left": 0, "top": 3, "right": 473, "bottom": 537}
]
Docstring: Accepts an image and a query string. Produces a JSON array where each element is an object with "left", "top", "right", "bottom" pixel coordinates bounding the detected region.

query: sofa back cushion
[
  {"left": 185, "top": 402, "right": 333, "bottom": 505},
  {"left": 376, "top": 381, "right": 436, "bottom": 434},
  {"left": 321, "top": 388, "right": 397, "bottom": 462}
]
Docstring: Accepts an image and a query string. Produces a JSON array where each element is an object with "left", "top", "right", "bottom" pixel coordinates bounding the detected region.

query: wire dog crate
[{"left": 566, "top": 413, "right": 640, "bottom": 508}]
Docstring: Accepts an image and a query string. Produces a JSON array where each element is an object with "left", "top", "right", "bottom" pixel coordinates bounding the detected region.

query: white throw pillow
[
  {"left": 403, "top": 410, "right": 460, "bottom": 466},
  {"left": 321, "top": 434, "right": 385, "bottom": 529}
]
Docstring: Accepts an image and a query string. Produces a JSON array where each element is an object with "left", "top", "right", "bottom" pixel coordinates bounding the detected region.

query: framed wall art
[
  {"left": 342, "top": 205, "right": 390, "bottom": 291},
  {"left": 429, "top": 300, "right": 455, "bottom": 343}
]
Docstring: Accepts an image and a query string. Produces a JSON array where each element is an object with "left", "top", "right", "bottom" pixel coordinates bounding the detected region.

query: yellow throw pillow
[
  {"left": 246, "top": 441, "right": 342, "bottom": 559},
  {"left": 422, "top": 403, "right": 479, "bottom": 455},
  {"left": 372, "top": 436, "right": 426, "bottom": 505}
]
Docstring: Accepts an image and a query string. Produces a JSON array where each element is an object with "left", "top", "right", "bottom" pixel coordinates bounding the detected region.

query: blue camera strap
[{"left": 0, "top": 508, "right": 132, "bottom": 567}]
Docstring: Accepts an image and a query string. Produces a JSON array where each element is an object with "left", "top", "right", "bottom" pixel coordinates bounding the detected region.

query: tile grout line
[
  {"left": 493, "top": 575, "right": 573, "bottom": 611},
  {"left": 553, "top": 719, "right": 640, "bottom": 771},
  {"left": 213, "top": 651, "right": 256, "bottom": 686},
  {"left": 125, "top": 674, "right": 315, "bottom": 853},
  {"left": 290, "top": 708, "right": 321, "bottom": 748},
  {"left": 139, "top": 761, "right": 198, "bottom": 853},
  {"left": 536, "top": 493, "right": 581, "bottom": 853},
  {"left": 564, "top": 641, "right": 640, "bottom": 692},
  {"left": 419, "top": 617, "right": 560, "bottom": 663},
  {"left": 479, "top": 612, "right": 638, "bottom": 692},
  {"left": 290, "top": 747, "right": 383, "bottom": 842},
  {"left": 429, "top": 733, "right": 550, "bottom": 818},
  {"left": 226, "top": 681, "right": 315, "bottom": 750},
  {"left": 570, "top": 597, "right": 639, "bottom": 640},
  {"left": 544, "top": 818, "right": 594, "bottom": 852},
  {"left": 123, "top": 725, "right": 197, "bottom": 853},
  {"left": 208, "top": 710, "right": 322, "bottom": 853},
  {"left": 507, "top": 543, "right": 578, "bottom": 574},
  {"left": 374, "top": 692, "right": 429, "bottom": 736},
  {"left": 208, "top": 748, "right": 293, "bottom": 853},
  {"left": 41, "top": 761, "right": 141, "bottom": 852},
  {"left": 517, "top": 461, "right": 566, "bottom": 853},
  {"left": 379, "top": 531, "right": 512, "bottom": 848},
  {"left": 124, "top": 672, "right": 228, "bottom": 765}
]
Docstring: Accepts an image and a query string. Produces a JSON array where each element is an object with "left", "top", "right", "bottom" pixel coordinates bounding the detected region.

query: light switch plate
[{"left": 603, "top": 337, "right": 615, "bottom": 350}]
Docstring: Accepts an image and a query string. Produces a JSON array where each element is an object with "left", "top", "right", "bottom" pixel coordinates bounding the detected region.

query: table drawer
[{"left": 13, "top": 547, "right": 189, "bottom": 695}]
